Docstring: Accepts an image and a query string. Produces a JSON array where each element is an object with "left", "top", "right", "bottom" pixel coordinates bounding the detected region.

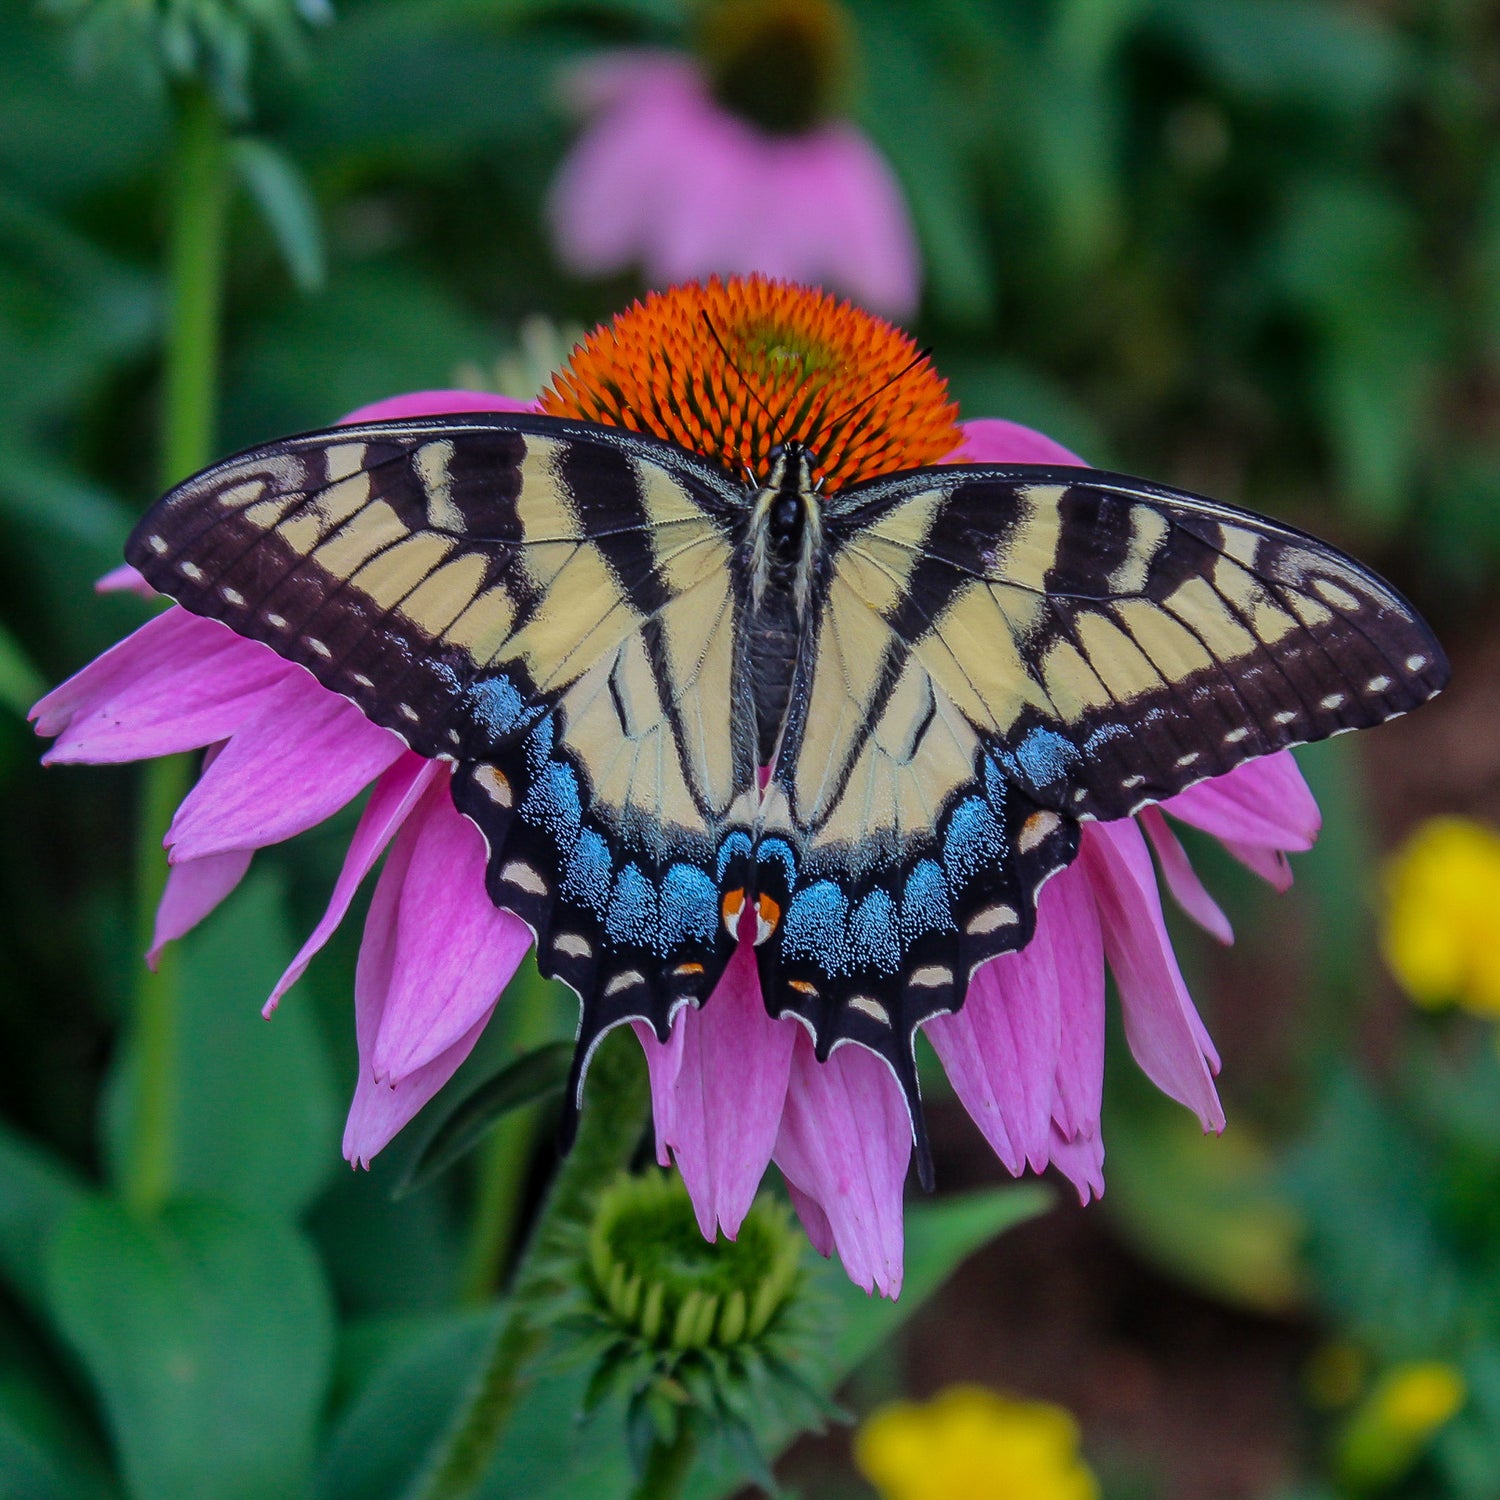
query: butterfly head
[{"left": 765, "top": 439, "right": 822, "bottom": 503}]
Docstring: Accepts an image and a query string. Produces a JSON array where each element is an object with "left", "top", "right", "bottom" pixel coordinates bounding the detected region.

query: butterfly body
[{"left": 126, "top": 413, "right": 1448, "bottom": 1175}]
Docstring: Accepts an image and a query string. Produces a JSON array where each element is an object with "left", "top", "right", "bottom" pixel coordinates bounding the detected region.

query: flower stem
[
  {"left": 458, "top": 967, "right": 558, "bottom": 1304},
  {"left": 407, "top": 1033, "right": 651, "bottom": 1500},
  {"left": 160, "top": 84, "right": 230, "bottom": 490},
  {"left": 628, "top": 1425, "right": 697, "bottom": 1500},
  {"left": 121, "top": 83, "right": 230, "bottom": 1219}
]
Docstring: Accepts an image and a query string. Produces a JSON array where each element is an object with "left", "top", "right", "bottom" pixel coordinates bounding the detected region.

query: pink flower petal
[
  {"left": 929, "top": 862, "right": 1106, "bottom": 1176},
  {"left": 96, "top": 563, "right": 154, "bottom": 598},
  {"left": 337, "top": 390, "right": 533, "bottom": 425},
  {"left": 648, "top": 940, "right": 796, "bottom": 1241},
  {"left": 560, "top": 50, "right": 698, "bottom": 115},
  {"left": 1140, "top": 806, "right": 1234, "bottom": 946},
  {"left": 634, "top": 1016, "right": 686, "bottom": 1169},
  {"left": 342, "top": 815, "right": 497, "bottom": 1167},
  {"left": 1047, "top": 1125, "right": 1106, "bottom": 1205},
  {"left": 1041, "top": 863, "right": 1106, "bottom": 1145},
  {"left": 344, "top": 1012, "right": 496, "bottom": 1169},
  {"left": 1165, "top": 751, "right": 1320, "bottom": 853},
  {"left": 947, "top": 419, "right": 1088, "bottom": 467},
  {"left": 147, "top": 847, "right": 253, "bottom": 967},
  {"left": 927, "top": 921, "right": 1064, "bottom": 1177},
  {"left": 796, "top": 125, "right": 919, "bottom": 315},
  {"left": 1221, "top": 839, "right": 1294, "bottom": 892},
  {"left": 368, "top": 778, "right": 532, "bottom": 1083},
  {"left": 773, "top": 1036, "right": 910, "bottom": 1298},
  {"left": 34, "top": 609, "right": 294, "bottom": 762},
  {"left": 165, "top": 672, "right": 404, "bottom": 861},
  {"left": 1081, "top": 822, "right": 1225, "bottom": 1132},
  {"left": 785, "top": 1181, "right": 836, "bottom": 1260},
  {"left": 263, "top": 752, "right": 443, "bottom": 1016},
  {"left": 343, "top": 786, "right": 531, "bottom": 1170}
]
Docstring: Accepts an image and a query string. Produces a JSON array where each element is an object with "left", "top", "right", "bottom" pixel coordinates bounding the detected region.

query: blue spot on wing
[
  {"left": 524, "top": 716, "right": 555, "bottom": 774},
  {"left": 756, "top": 837, "right": 797, "bottom": 891},
  {"left": 660, "top": 863, "right": 718, "bottom": 949},
  {"left": 520, "top": 761, "right": 582, "bottom": 853},
  {"left": 1004, "top": 726, "right": 1079, "bottom": 791},
  {"left": 943, "top": 797, "right": 1005, "bottom": 884},
  {"left": 467, "top": 674, "right": 531, "bottom": 739},
  {"left": 562, "top": 829, "right": 612, "bottom": 915},
  {"left": 901, "top": 859, "right": 954, "bottom": 940},
  {"left": 782, "top": 880, "right": 848, "bottom": 970},
  {"left": 606, "top": 864, "right": 658, "bottom": 948},
  {"left": 717, "top": 830, "right": 752, "bottom": 881},
  {"left": 849, "top": 890, "right": 899, "bottom": 974}
]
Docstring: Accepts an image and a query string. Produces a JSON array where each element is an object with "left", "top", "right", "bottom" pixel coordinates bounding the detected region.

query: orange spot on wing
[{"left": 754, "top": 893, "right": 782, "bottom": 933}]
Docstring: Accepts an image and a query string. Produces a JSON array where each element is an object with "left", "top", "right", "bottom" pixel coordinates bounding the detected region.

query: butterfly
[{"left": 126, "top": 413, "right": 1447, "bottom": 1177}]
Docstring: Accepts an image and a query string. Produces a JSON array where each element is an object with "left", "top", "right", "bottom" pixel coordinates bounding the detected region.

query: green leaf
[
  {"left": 397, "top": 1041, "right": 573, "bottom": 1198},
  {"left": 0, "top": 618, "right": 45, "bottom": 720},
  {"left": 44, "top": 1197, "right": 334, "bottom": 1500},
  {"left": 0, "top": 440, "right": 132, "bottom": 551},
  {"left": 1288, "top": 1068, "right": 1462, "bottom": 1355},
  {"left": 0, "top": 16, "right": 168, "bottom": 203},
  {"left": 1271, "top": 177, "right": 1439, "bottom": 528},
  {"left": 282, "top": 19, "right": 571, "bottom": 165},
  {"left": 0, "top": 1350, "right": 117, "bottom": 1500},
  {"left": 231, "top": 138, "right": 325, "bottom": 293},
  {"left": 317, "top": 1310, "right": 502, "bottom": 1500},
  {"left": 0, "top": 1121, "right": 89, "bottom": 1319},
  {"left": 1152, "top": 0, "right": 1409, "bottom": 119},
  {"left": 820, "top": 1185, "right": 1053, "bottom": 1375},
  {"left": 0, "top": 190, "right": 158, "bottom": 436},
  {"left": 103, "top": 871, "right": 340, "bottom": 1219},
  {"left": 1103, "top": 1099, "right": 1305, "bottom": 1313},
  {"left": 859, "top": 0, "right": 996, "bottom": 324},
  {"left": 225, "top": 263, "right": 491, "bottom": 441}
]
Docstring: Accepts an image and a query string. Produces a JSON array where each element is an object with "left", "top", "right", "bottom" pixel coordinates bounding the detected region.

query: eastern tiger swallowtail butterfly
[{"left": 124, "top": 413, "right": 1448, "bottom": 1177}]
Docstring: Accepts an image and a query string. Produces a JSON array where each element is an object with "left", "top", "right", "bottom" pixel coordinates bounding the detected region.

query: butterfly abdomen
[{"left": 744, "top": 444, "right": 828, "bottom": 767}]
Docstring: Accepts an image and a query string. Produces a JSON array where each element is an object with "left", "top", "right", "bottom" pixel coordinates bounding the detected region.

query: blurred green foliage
[{"left": 1, "top": 0, "right": 1497, "bottom": 1497}]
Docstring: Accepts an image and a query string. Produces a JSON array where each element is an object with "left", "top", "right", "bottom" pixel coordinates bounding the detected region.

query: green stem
[
  {"left": 121, "top": 84, "right": 231, "bottom": 1219},
  {"left": 160, "top": 84, "right": 230, "bottom": 490},
  {"left": 407, "top": 1034, "right": 651, "bottom": 1500},
  {"left": 628, "top": 1424, "right": 697, "bottom": 1500},
  {"left": 458, "top": 967, "right": 559, "bottom": 1304},
  {"left": 457, "top": 1108, "right": 542, "bottom": 1304}
]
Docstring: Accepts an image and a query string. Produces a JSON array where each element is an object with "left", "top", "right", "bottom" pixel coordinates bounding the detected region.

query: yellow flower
[
  {"left": 1375, "top": 1361, "right": 1466, "bottom": 1436},
  {"left": 1336, "top": 1360, "right": 1466, "bottom": 1488},
  {"left": 1382, "top": 817, "right": 1500, "bottom": 1018},
  {"left": 854, "top": 1386, "right": 1100, "bottom": 1500}
]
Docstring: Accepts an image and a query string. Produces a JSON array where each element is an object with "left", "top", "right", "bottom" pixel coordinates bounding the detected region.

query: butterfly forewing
[
  {"left": 127, "top": 415, "right": 762, "bottom": 1124},
  {"left": 825, "top": 465, "right": 1446, "bottom": 818}
]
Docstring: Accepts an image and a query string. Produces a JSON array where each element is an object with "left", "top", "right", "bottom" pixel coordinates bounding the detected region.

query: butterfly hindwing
[
  {"left": 751, "top": 463, "right": 1446, "bottom": 1148},
  {"left": 126, "top": 415, "right": 761, "bottom": 1124}
]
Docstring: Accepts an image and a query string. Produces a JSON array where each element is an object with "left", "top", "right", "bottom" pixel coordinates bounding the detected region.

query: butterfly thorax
[{"left": 745, "top": 441, "right": 825, "bottom": 766}]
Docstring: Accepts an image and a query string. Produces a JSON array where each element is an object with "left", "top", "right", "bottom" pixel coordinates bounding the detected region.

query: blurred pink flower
[
  {"left": 32, "top": 396, "right": 1318, "bottom": 1298},
  {"left": 549, "top": 52, "right": 919, "bottom": 316}
]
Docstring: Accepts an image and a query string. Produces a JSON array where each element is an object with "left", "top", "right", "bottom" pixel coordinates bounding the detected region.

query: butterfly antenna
[
  {"left": 701, "top": 311, "right": 788, "bottom": 450},
  {"left": 804, "top": 345, "right": 934, "bottom": 458}
]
